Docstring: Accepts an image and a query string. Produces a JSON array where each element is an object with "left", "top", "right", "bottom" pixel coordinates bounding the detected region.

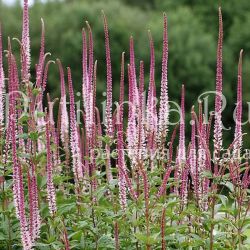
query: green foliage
[{"left": 1, "top": 141, "right": 250, "bottom": 249}]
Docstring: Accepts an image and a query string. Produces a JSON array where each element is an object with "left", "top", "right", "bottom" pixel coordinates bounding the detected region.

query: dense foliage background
[{"left": 0, "top": 0, "right": 250, "bottom": 145}]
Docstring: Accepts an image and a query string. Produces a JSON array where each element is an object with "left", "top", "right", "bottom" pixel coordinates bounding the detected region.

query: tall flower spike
[
  {"left": 86, "top": 21, "right": 94, "bottom": 85},
  {"left": 0, "top": 24, "right": 5, "bottom": 126},
  {"left": 21, "top": 0, "right": 30, "bottom": 81},
  {"left": 68, "top": 67, "right": 84, "bottom": 183},
  {"left": 129, "top": 36, "right": 139, "bottom": 107},
  {"left": 178, "top": 85, "right": 187, "bottom": 206},
  {"left": 213, "top": 7, "right": 223, "bottom": 174},
  {"left": 10, "top": 53, "right": 32, "bottom": 250},
  {"left": 158, "top": 13, "right": 169, "bottom": 144},
  {"left": 3, "top": 39, "right": 13, "bottom": 165},
  {"left": 102, "top": 12, "right": 113, "bottom": 136},
  {"left": 156, "top": 167, "right": 172, "bottom": 199},
  {"left": 201, "top": 122, "right": 209, "bottom": 210},
  {"left": 29, "top": 162, "right": 40, "bottom": 242},
  {"left": 127, "top": 64, "right": 137, "bottom": 164},
  {"left": 37, "top": 60, "right": 54, "bottom": 152},
  {"left": 178, "top": 84, "right": 186, "bottom": 162},
  {"left": 147, "top": 31, "right": 157, "bottom": 133},
  {"left": 233, "top": 50, "right": 243, "bottom": 161},
  {"left": 137, "top": 61, "right": 146, "bottom": 160},
  {"left": 82, "top": 28, "right": 93, "bottom": 138},
  {"left": 57, "top": 59, "right": 69, "bottom": 144},
  {"left": 117, "top": 59, "right": 137, "bottom": 201},
  {"left": 9, "top": 53, "right": 19, "bottom": 216},
  {"left": 117, "top": 103, "right": 127, "bottom": 210},
  {"left": 146, "top": 31, "right": 158, "bottom": 165},
  {"left": 35, "top": 18, "right": 45, "bottom": 88},
  {"left": 119, "top": 52, "right": 125, "bottom": 123},
  {"left": 45, "top": 112, "right": 57, "bottom": 215},
  {"left": 190, "top": 106, "right": 198, "bottom": 201}
]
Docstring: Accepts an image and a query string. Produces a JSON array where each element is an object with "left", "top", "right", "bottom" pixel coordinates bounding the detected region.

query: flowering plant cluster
[{"left": 0, "top": 1, "right": 250, "bottom": 249}]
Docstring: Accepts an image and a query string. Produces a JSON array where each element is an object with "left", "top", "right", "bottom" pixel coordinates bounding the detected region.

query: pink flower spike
[
  {"left": 189, "top": 107, "right": 198, "bottom": 199},
  {"left": 157, "top": 167, "right": 172, "bottom": 199},
  {"left": 178, "top": 85, "right": 187, "bottom": 206},
  {"left": 21, "top": 0, "right": 30, "bottom": 81},
  {"left": 10, "top": 54, "right": 32, "bottom": 249},
  {"left": 42, "top": 60, "right": 54, "bottom": 91},
  {"left": 127, "top": 64, "right": 137, "bottom": 163},
  {"left": 45, "top": 112, "right": 57, "bottom": 215},
  {"left": 57, "top": 59, "right": 69, "bottom": 144},
  {"left": 36, "top": 19, "right": 45, "bottom": 88},
  {"left": 102, "top": 12, "right": 113, "bottom": 137},
  {"left": 82, "top": 28, "right": 93, "bottom": 138},
  {"left": 233, "top": 50, "right": 243, "bottom": 161},
  {"left": 129, "top": 36, "right": 139, "bottom": 107},
  {"left": 146, "top": 31, "right": 158, "bottom": 164},
  {"left": 0, "top": 24, "right": 5, "bottom": 126},
  {"left": 86, "top": 21, "right": 94, "bottom": 84},
  {"left": 147, "top": 31, "right": 157, "bottom": 135},
  {"left": 67, "top": 67, "right": 84, "bottom": 183},
  {"left": 137, "top": 61, "right": 146, "bottom": 160},
  {"left": 116, "top": 53, "right": 131, "bottom": 209},
  {"left": 119, "top": 52, "right": 125, "bottom": 124},
  {"left": 158, "top": 13, "right": 169, "bottom": 144},
  {"left": 213, "top": 7, "right": 223, "bottom": 173},
  {"left": 178, "top": 84, "right": 186, "bottom": 163}
]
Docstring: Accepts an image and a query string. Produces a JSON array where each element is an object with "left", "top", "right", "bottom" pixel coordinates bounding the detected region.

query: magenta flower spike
[
  {"left": 242, "top": 163, "right": 250, "bottom": 189},
  {"left": 127, "top": 64, "right": 137, "bottom": 164},
  {"left": 35, "top": 19, "right": 45, "bottom": 88},
  {"left": 0, "top": 24, "right": 5, "bottom": 126},
  {"left": 82, "top": 28, "right": 94, "bottom": 140},
  {"left": 156, "top": 167, "right": 172, "bottom": 199},
  {"left": 45, "top": 113, "right": 57, "bottom": 215},
  {"left": 9, "top": 53, "right": 19, "bottom": 216},
  {"left": 12, "top": 122, "right": 32, "bottom": 249},
  {"left": 10, "top": 53, "right": 32, "bottom": 249},
  {"left": 68, "top": 67, "right": 84, "bottom": 183},
  {"left": 129, "top": 36, "right": 139, "bottom": 107},
  {"left": 119, "top": 52, "right": 125, "bottom": 123},
  {"left": 37, "top": 60, "right": 54, "bottom": 152},
  {"left": 21, "top": 0, "right": 30, "bottom": 81},
  {"left": 146, "top": 32, "right": 158, "bottom": 166},
  {"left": 86, "top": 21, "right": 94, "bottom": 85},
  {"left": 178, "top": 85, "right": 187, "bottom": 205},
  {"left": 102, "top": 12, "right": 113, "bottom": 137},
  {"left": 117, "top": 60, "right": 137, "bottom": 201},
  {"left": 117, "top": 106, "right": 127, "bottom": 210},
  {"left": 137, "top": 60, "right": 146, "bottom": 160},
  {"left": 178, "top": 85, "right": 186, "bottom": 163},
  {"left": 57, "top": 59, "right": 69, "bottom": 144},
  {"left": 29, "top": 163, "right": 40, "bottom": 242},
  {"left": 117, "top": 53, "right": 127, "bottom": 209},
  {"left": 213, "top": 7, "right": 223, "bottom": 174},
  {"left": 158, "top": 13, "right": 169, "bottom": 144},
  {"left": 189, "top": 106, "right": 198, "bottom": 200},
  {"left": 3, "top": 40, "right": 13, "bottom": 165},
  {"left": 11, "top": 48, "right": 26, "bottom": 153},
  {"left": 201, "top": 122, "right": 209, "bottom": 210},
  {"left": 233, "top": 50, "right": 243, "bottom": 161},
  {"left": 146, "top": 31, "right": 157, "bottom": 137},
  {"left": 92, "top": 60, "right": 97, "bottom": 129},
  {"left": 42, "top": 60, "right": 54, "bottom": 91},
  {"left": 180, "top": 165, "right": 188, "bottom": 207},
  {"left": 47, "top": 94, "right": 61, "bottom": 168}
]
